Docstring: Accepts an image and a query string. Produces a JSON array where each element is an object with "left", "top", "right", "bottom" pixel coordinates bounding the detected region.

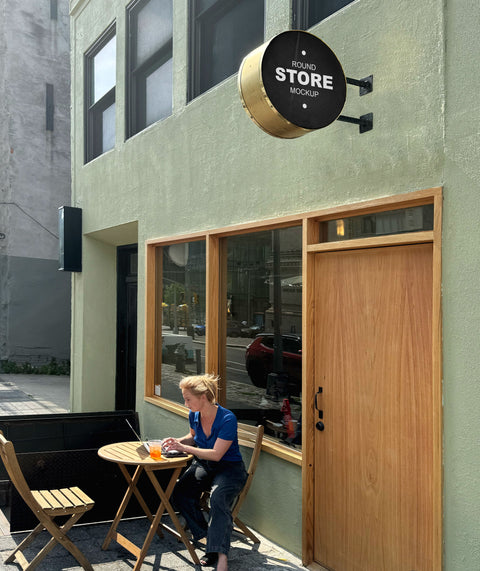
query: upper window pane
[
  {"left": 190, "top": 0, "right": 264, "bottom": 100},
  {"left": 127, "top": 0, "right": 173, "bottom": 137},
  {"left": 157, "top": 241, "right": 206, "bottom": 404},
  {"left": 93, "top": 35, "right": 116, "bottom": 103},
  {"left": 224, "top": 227, "right": 302, "bottom": 449},
  {"left": 136, "top": 0, "right": 173, "bottom": 66},
  {"left": 293, "top": 0, "right": 355, "bottom": 29}
]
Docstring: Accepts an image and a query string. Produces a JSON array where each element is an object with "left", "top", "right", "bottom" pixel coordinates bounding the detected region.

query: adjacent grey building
[{"left": 0, "top": 0, "right": 71, "bottom": 367}]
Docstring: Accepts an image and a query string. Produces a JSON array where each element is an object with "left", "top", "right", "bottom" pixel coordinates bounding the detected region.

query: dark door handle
[
  {"left": 315, "top": 387, "right": 324, "bottom": 430},
  {"left": 314, "top": 386, "right": 323, "bottom": 411}
]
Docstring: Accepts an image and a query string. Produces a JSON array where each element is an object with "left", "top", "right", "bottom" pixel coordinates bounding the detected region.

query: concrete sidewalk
[
  {"left": 0, "top": 374, "right": 305, "bottom": 570},
  {"left": 0, "top": 374, "right": 70, "bottom": 415},
  {"left": 0, "top": 516, "right": 305, "bottom": 570}
]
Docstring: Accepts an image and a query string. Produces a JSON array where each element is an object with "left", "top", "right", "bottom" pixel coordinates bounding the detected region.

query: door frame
[{"left": 301, "top": 187, "right": 443, "bottom": 570}]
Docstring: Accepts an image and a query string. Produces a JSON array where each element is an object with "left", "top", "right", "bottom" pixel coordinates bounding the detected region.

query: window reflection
[
  {"left": 224, "top": 227, "right": 302, "bottom": 448},
  {"left": 293, "top": 0, "right": 355, "bottom": 29},
  {"left": 323, "top": 205, "right": 434, "bottom": 242},
  {"left": 127, "top": 0, "right": 173, "bottom": 137},
  {"left": 146, "top": 58, "right": 173, "bottom": 125},
  {"left": 93, "top": 35, "right": 116, "bottom": 103},
  {"left": 158, "top": 241, "right": 206, "bottom": 403},
  {"left": 190, "top": 0, "right": 264, "bottom": 99},
  {"left": 85, "top": 26, "right": 116, "bottom": 162},
  {"left": 102, "top": 103, "right": 116, "bottom": 152}
]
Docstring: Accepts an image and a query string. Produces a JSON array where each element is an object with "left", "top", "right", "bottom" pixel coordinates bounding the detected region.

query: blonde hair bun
[{"left": 179, "top": 374, "right": 218, "bottom": 403}]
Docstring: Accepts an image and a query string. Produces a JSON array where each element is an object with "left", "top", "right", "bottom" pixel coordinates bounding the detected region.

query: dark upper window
[
  {"left": 292, "top": 0, "right": 355, "bottom": 29},
  {"left": 85, "top": 26, "right": 116, "bottom": 163},
  {"left": 50, "top": 0, "right": 58, "bottom": 20},
  {"left": 46, "top": 84, "right": 54, "bottom": 131},
  {"left": 189, "top": 0, "right": 264, "bottom": 101},
  {"left": 127, "top": 0, "right": 173, "bottom": 138}
]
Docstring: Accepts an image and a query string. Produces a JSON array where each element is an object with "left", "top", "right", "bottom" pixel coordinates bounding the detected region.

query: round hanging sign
[{"left": 238, "top": 30, "right": 346, "bottom": 139}]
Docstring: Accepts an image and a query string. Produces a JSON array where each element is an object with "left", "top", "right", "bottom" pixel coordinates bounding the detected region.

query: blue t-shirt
[{"left": 189, "top": 405, "right": 243, "bottom": 462}]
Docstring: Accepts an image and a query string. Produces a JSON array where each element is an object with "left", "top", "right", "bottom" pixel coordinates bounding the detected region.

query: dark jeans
[{"left": 172, "top": 458, "right": 247, "bottom": 555}]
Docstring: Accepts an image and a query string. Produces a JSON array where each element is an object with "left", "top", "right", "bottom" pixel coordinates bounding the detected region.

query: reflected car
[
  {"left": 226, "top": 321, "right": 243, "bottom": 337},
  {"left": 192, "top": 324, "right": 205, "bottom": 336},
  {"left": 193, "top": 322, "right": 245, "bottom": 337},
  {"left": 240, "top": 324, "right": 264, "bottom": 338},
  {"left": 245, "top": 334, "right": 302, "bottom": 394}
]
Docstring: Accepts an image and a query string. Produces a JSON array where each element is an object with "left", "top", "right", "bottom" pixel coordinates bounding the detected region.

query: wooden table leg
[
  {"left": 145, "top": 467, "right": 201, "bottom": 566},
  {"left": 101, "top": 456, "right": 198, "bottom": 569},
  {"left": 102, "top": 464, "right": 143, "bottom": 550},
  {"left": 120, "top": 463, "right": 159, "bottom": 526},
  {"left": 128, "top": 466, "right": 180, "bottom": 570}
]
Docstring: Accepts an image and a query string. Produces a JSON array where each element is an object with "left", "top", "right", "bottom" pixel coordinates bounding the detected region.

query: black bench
[{"left": 0, "top": 411, "right": 170, "bottom": 531}]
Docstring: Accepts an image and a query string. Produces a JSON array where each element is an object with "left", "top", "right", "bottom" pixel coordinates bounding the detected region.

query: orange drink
[{"left": 149, "top": 440, "right": 164, "bottom": 460}]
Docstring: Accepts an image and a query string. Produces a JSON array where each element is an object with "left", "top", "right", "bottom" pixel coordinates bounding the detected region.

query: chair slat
[
  {"left": 61, "top": 486, "right": 95, "bottom": 508},
  {"left": 70, "top": 486, "right": 94, "bottom": 505},
  {"left": 51, "top": 488, "right": 76, "bottom": 508},
  {"left": 33, "top": 490, "right": 62, "bottom": 510}
]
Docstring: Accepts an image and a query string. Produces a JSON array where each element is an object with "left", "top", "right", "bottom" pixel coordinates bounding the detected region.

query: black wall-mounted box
[{"left": 58, "top": 206, "right": 82, "bottom": 272}]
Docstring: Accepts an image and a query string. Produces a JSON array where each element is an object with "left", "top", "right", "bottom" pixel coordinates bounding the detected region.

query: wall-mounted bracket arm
[
  {"left": 346, "top": 75, "right": 373, "bottom": 95},
  {"left": 337, "top": 112, "right": 373, "bottom": 134}
]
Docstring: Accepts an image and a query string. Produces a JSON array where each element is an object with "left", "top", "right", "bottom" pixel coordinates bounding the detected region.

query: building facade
[
  {"left": 70, "top": 1, "right": 480, "bottom": 569},
  {"left": 0, "top": 0, "right": 71, "bottom": 368}
]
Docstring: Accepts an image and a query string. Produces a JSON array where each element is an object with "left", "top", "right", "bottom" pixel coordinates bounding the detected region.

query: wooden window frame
[{"left": 145, "top": 187, "right": 442, "bottom": 474}]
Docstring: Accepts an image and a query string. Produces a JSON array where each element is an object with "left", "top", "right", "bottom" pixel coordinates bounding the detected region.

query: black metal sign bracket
[
  {"left": 346, "top": 75, "right": 373, "bottom": 95},
  {"left": 337, "top": 112, "right": 373, "bottom": 133},
  {"left": 338, "top": 75, "right": 373, "bottom": 133}
]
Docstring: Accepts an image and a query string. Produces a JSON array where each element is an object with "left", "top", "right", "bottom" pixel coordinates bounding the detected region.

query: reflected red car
[{"left": 245, "top": 334, "right": 302, "bottom": 394}]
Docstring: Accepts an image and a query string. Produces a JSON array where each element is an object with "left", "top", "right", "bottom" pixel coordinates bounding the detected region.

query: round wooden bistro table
[{"left": 98, "top": 441, "right": 200, "bottom": 569}]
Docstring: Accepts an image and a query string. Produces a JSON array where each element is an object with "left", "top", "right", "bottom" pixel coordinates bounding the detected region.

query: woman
[{"left": 162, "top": 374, "right": 247, "bottom": 571}]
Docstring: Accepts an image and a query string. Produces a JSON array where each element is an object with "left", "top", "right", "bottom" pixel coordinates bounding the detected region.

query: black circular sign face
[{"left": 261, "top": 31, "right": 346, "bottom": 130}]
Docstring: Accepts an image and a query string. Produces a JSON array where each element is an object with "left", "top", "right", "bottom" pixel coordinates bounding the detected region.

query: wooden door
[{"left": 313, "top": 243, "right": 434, "bottom": 571}]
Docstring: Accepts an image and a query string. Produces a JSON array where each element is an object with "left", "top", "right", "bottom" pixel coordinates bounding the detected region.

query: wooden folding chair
[
  {"left": 0, "top": 431, "right": 95, "bottom": 571},
  {"left": 201, "top": 424, "right": 264, "bottom": 543}
]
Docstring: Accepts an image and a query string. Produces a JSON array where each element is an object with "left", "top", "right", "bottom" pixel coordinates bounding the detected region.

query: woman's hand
[
  {"left": 162, "top": 437, "right": 186, "bottom": 452},
  {"left": 163, "top": 430, "right": 231, "bottom": 461},
  {"left": 162, "top": 431, "right": 195, "bottom": 452}
]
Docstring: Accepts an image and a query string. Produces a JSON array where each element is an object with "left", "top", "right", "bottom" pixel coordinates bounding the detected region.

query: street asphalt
[{"left": 0, "top": 373, "right": 305, "bottom": 571}]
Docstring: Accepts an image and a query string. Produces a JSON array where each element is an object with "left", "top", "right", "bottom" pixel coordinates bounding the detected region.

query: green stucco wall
[
  {"left": 442, "top": 2, "right": 480, "bottom": 569},
  {"left": 70, "top": 0, "right": 480, "bottom": 566}
]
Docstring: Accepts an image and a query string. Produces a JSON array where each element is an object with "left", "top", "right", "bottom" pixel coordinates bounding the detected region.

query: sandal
[{"left": 200, "top": 552, "right": 218, "bottom": 566}]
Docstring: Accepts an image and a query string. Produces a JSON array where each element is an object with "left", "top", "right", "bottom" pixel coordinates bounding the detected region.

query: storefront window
[
  {"left": 150, "top": 227, "right": 302, "bottom": 450},
  {"left": 224, "top": 227, "right": 302, "bottom": 449},
  {"left": 157, "top": 240, "right": 206, "bottom": 403}
]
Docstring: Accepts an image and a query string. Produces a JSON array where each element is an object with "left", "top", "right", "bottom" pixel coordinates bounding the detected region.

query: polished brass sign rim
[
  {"left": 238, "top": 31, "right": 347, "bottom": 139},
  {"left": 238, "top": 41, "right": 313, "bottom": 139}
]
